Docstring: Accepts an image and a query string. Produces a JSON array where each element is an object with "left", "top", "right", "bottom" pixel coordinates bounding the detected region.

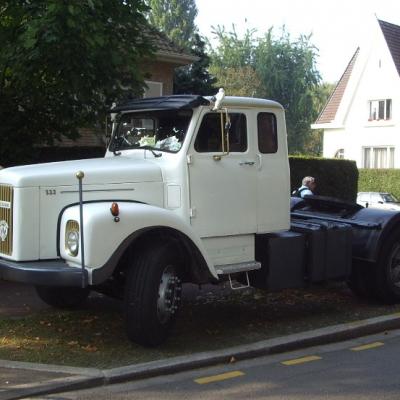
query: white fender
[{"left": 59, "top": 201, "right": 217, "bottom": 280}]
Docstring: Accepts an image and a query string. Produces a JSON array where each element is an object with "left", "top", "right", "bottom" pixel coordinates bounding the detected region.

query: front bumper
[{"left": 0, "top": 258, "right": 87, "bottom": 287}]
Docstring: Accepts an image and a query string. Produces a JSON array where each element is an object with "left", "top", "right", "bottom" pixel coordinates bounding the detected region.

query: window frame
[
  {"left": 362, "top": 146, "right": 395, "bottom": 168},
  {"left": 368, "top": 99, "right": 392, "bottom": 121},
  {"left": 334, "top": 149, "right": 345, "bottom": 159},
  {"left": 257, "top": 112, "right": 278, "bottom": 154},
  {"left": 143, "top": 80, "right": 163, "bottom": 98},
  {"left": 194, "top": 112, "right": 248, "bottom": 154}
]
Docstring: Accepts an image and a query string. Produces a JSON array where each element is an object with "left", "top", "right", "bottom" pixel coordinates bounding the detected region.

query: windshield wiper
[
  {"left": 110, "top": 140, "right": 163, "bottom": 158},
  {"left": 140, "top": 146, "right": 163, "bottom": 158}
]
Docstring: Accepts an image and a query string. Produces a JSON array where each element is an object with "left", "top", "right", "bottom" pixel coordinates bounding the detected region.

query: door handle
[{"left": 239, "top": 161, "right": 255, "bottom": 166}]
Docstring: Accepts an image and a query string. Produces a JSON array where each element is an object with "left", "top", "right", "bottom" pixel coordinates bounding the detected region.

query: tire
[
  {"left": 124, "top": 242, "right": 183, "bottom": 347},
  {"left": 373, "top": 229, "right": 400, "bottom": 304},
  {"left": 35, "top": 286, "right": 90, "bottom": 309}
]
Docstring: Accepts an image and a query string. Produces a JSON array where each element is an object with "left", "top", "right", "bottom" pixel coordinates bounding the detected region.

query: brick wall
[{"left": 143, "top": 60, "right": 177, "bottom": 95}]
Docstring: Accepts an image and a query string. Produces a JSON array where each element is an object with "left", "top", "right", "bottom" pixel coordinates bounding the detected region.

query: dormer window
[{"left": 368, "top": 99, "right": 392, "bottom": 121}]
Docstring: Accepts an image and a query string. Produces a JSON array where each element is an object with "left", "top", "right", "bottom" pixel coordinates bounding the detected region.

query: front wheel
[
  {"left": 35, "top": 286, "right": 90, "bottom": 309},
  {"left": 124, "top": 242, "right": 183, "bottom": 347}
]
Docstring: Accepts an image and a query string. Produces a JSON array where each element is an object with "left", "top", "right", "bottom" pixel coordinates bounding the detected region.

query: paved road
[{"left": 27, "top": 329, "right": 400, "bottom": 400}]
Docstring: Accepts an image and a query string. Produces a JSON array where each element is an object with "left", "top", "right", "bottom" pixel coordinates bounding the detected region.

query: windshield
[
  {"left": 382, "top": 193, "right": 399, "bottom": 203},
  {"left": 109, "top": 109, "right": 193, "bottom": 153}
]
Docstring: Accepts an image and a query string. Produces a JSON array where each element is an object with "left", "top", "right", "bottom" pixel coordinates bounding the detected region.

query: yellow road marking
[
  {"left": 350, "top": 342, "right": 384, "bottom": 351},
  {"left": 347, "top": 320, "right": 365, "bottom": 327},
  {"left": 281, "top": 355, "right": 322, "bottom": 366},
  {"left": 194, "top": 370, "right": 245, "bottom": 384}
]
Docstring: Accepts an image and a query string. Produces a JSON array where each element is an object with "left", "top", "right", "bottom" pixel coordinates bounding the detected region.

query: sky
[{"left": 195, "top": 0, "right": 400, "bottom": 83}]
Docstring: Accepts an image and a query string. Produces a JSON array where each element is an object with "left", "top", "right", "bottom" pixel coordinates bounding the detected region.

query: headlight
[{"left": 65, "top": 220, "right": 79, "bottom": 257}]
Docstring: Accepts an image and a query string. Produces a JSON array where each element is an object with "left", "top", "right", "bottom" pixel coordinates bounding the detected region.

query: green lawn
[{"left": 1, "top": 283, "right": 400, "bottom": 368}]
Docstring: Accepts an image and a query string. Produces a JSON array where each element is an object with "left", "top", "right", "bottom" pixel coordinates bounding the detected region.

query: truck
[{"left": 1, "top": 93, "right": 400, "bottom": 347}]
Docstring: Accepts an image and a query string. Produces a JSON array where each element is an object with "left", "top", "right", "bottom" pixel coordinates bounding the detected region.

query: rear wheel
[
  {"left": 124, "top": 242, "right": 183, "bottom": 346},
  {"left": 35, "top": 286, "right": 90, "bottom": 308},
  {"left": 373, "top": 230, "right": 400, "bottom": 304}
]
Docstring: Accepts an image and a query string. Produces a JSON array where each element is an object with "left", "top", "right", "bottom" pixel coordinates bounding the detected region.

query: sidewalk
[{"left": 1, "top": 281, "right": 400, "bottom": 400}]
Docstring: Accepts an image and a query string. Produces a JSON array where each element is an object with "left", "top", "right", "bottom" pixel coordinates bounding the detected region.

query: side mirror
[{"left": 105, "top": 115, "right": 112, "bottom": 148}]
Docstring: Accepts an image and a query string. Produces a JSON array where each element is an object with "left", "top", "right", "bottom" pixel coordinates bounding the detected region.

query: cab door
[
  {"left": 254, "top": 109, "right": 290, "bottom": 233},
  {"left": 188, "top": 110, "right": 257, "bottom": 237}
]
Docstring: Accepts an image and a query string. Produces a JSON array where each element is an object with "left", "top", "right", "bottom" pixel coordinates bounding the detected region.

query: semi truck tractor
[{"left": 0, "top": 94, "right": 400, "bottom": 346}]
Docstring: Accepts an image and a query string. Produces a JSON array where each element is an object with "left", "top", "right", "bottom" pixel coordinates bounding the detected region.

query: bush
[
  {"left": 358, "top": 169, "right": 400, "bottom": 199},
  {"left": 289, "top": 156, "right": 358, "bottom": 202}
]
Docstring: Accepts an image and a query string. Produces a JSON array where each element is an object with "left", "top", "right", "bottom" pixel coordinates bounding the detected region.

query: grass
[{"left": 1, "top": 282, "right": 400, "bottom": 368}]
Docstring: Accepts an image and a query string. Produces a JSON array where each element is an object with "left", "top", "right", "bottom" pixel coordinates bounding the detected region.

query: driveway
[{"left": 0, "top": 281, "right": 50, "bottom": 317}]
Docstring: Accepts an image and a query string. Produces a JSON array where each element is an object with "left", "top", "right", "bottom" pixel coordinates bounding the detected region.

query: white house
[{"left": 312, "top": 18, "right": 400, "bottom": 168}]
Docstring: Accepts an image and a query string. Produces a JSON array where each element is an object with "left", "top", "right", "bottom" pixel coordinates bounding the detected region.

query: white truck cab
[{"left": 1, "top": 94, "right": 400, "bottom": 346}]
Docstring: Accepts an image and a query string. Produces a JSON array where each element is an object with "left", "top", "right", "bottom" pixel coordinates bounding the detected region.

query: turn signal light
[{"left": 110, "top": 202, "right": 119, "bottom": 217}]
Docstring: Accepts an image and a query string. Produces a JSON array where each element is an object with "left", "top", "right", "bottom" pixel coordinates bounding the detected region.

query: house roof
[
  {"left": 378, "top": 19, "right": 400, "bottom": 76},
  {"left": 315, "top": 48, "right": 360, "bottom": 124},
  {"left": 146, "top": 27, "right": 198, "bottom": 65},
  {"left": 314, "top": 18, "right": 400, "bottom": 126}
]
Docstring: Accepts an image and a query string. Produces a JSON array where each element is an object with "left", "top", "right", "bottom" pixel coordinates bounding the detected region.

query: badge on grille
[
  {"left": 0, "top": 220, "right": 9, "bottom": 241},
  {"left": 0, "top": 201, "right": 11, "bottom": 209}
]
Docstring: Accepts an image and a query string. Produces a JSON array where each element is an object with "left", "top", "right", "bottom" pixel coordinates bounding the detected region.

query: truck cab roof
[{"left": 111, "top": 95, "right": 284, "bottom": 113}]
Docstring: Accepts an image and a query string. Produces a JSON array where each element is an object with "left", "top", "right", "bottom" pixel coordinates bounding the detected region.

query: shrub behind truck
[{"left": 1, "top": 94, "right": 400, "bottom": 346}]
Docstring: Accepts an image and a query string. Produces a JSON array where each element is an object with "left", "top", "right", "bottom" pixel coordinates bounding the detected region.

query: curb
[{"left": 3, "top": 312, "right": 400, "bottom": 400}]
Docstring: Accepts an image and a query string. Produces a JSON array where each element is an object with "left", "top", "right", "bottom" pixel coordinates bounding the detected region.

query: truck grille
[{"left": 0, "top": 185, "right": 13, "bottom": 255}]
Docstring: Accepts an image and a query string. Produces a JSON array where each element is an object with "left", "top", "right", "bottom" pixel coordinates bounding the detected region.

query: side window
[
  {"left": 258, "top": 112, "right": 278, "bottom": 154},
  {"left": 194, "top": 113, "right": 247, "bottom": 153}
]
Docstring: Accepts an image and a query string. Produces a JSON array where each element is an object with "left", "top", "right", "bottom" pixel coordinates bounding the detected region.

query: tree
[
  {"left": 208, "top": 26, "right": 260, "bottom": 97},
  {"left": 208, "top": 25, "right": 323, "bottom": 154},
  {"left": 147, "top": 0, "right": 215, "bottom": 96},
  {"left": 0, "top": 0, "right": 153, "bottom": 166},
  {"left": 256, "top": 28, "right": 321, "bottom": 153},
  {"left": 174, "top": 33, "right": 216, "bottom": 95},
  {"left": 303, "top": 82, "right": 336, "bottom": 155},
  {"left": 146, "top": 0, "right": 197, "bottom": 51}
]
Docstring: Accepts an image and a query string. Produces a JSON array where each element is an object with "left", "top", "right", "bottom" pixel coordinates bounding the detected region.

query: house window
[
  {"left": 362, "top": 146, "right": 394, "bottom": 168},
  {"left": 368, "top": 99, "right": 392, "bottom": 121},
  {"left": 144, "top": 81, "right": 163, "bottom": 98},
  {"left": 334, "top": 149, "right": 344, "bottom": 159}
]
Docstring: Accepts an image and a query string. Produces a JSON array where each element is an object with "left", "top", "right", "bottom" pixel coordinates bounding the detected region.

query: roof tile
[
  {"left": 315, "top": 48, "right": 360, "bottom": 124},
  {"left": 379, "top": 19, "right": 400, "bottom": 76}
]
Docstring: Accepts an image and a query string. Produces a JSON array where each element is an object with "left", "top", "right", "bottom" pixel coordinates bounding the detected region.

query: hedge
[
  {"left": 358, "top": 169, "right": 400, "bottom": 199},
  {"left": 289, "top": 156, "right": 358, "bottom": 202}
]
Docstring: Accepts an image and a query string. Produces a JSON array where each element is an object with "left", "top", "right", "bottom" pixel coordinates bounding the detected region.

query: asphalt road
[{"left": 27, "top": 329, "right": 400, "bottom": 400}]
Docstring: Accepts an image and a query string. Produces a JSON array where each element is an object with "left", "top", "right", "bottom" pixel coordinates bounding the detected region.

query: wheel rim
[
  {"left": 388, "top": 243, "right": 400, "bottom": 288},
  {"left": 157, "top": 265, "right": 182, "bottom": 324}
]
